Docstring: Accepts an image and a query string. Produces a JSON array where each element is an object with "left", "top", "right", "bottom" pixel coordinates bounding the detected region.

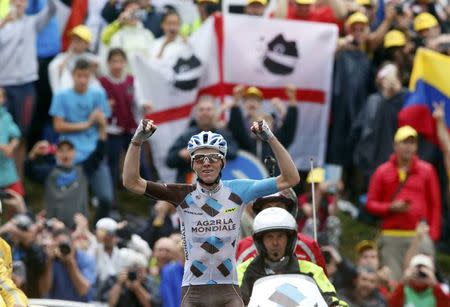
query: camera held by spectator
[{"left": 99, "top": 248, "right": 158, "bottom": 307}]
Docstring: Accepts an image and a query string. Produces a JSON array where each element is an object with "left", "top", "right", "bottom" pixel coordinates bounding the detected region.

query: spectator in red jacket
[
  {"left": 271, "top": 0, "right": 347, "bottom": 26},
  {"left": 389, "top": 254, "right": 450, "bottom": 307},
  {"left": 366, "top": 125, "right": 441, "bottom": 281},
  {"left": 235, "top": 188, "right": 327, "bottom": 274}
]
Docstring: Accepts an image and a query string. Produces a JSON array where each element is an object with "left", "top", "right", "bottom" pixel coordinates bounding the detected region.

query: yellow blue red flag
[{"left": 398, "top": 48, "right": 450, "bottom": 143}]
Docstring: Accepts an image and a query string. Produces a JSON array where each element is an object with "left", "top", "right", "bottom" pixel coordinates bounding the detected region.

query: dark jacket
[
  {"left": 327, "top": 50, "right": 374, "bottom": 167},
  {"left": 240, "top": 255, "right": 342, "bottom": 306},
  {"left": 227, "top": 105, "right": 298, "bottom": 174},
  {"left": 351, "top": 90, "right": 407, "bottom": 186},
  {"left": 165, "top": 126, "right": 238, "bottom": 183}
]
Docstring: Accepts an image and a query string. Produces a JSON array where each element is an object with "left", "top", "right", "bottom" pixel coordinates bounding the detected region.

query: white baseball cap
[
  {"left": 409, "top": 254, "right": 434, "bottom": 271},
  {"left": 95, "top": 217, "right": 118, "bottom": 234}
]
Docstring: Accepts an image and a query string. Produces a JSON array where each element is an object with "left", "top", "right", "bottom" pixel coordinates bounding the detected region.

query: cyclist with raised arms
[{"left": 123, "top": 118, "right": 300, "bottom": 307}]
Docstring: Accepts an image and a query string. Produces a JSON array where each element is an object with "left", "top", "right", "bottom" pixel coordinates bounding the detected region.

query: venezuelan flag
[{"left": 398, "top": 48, "right": 450, "bottom": 143}]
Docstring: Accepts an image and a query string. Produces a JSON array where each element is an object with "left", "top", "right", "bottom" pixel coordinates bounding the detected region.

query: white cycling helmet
[
  {"left": 187, "top": 131, "right": 227, "bottom": 157},
  {"left": 253, "top": 207, "right": 298, "bottom": 258}
]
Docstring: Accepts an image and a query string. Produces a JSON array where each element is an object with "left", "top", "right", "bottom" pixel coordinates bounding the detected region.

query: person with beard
[
  {"left": 239, "top": 207, "right": 344, "bottom": 306},
  {"left": 166, "top": 95, "right": 238, "bottom": 183},
  {"left": 236, "top": 188, "right": 327, "bottom": 273}
]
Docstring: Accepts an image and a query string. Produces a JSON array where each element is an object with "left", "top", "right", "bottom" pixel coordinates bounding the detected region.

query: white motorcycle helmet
[
  {"left": 253, "top": 207, "right": 298, "bottom": 258},
  {"left": 187, "top": 131, "right": 227, "bottom": 157}
]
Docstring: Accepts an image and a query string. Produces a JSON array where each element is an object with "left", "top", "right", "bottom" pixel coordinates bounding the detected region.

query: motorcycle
[{"left": 248, "top": 274, "right": 328, "bottom": 307}]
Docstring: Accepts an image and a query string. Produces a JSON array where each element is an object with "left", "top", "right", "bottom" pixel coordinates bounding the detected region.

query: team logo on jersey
[
  {"left": 172, "top": 55, "right": 202, "bottom": 91},
  {"left": 217, "top": 258, "right": 233, "bottom": 277},
  {"left": 179, "top": 200, "right": 189, "bottom": 209},
  {"left": 191, "top": 260, "right": 207, "bottom": 277},
  {"left": 263, "top": 34, "right": 299, "bottom": 75},
  {"left": 201, "top": 236, "right": 224, "bottom": 254},
  {"left": 201, "top": 199, "right": 223, "bottom": 217},
  {"left": 228, "top": 193, "right": 243, "bottom": 206}
]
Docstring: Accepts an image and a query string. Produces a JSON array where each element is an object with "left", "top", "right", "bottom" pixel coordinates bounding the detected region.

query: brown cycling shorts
[{"left": 181, "top": 284, "right": 245, "bottom": 307}]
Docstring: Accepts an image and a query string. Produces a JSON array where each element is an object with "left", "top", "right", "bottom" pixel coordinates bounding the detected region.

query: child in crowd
[
  {"left": 99, "top": 48, "right": 151, "bottom": 189},
  {"left": 0, "top": 87, "right": 23, "bottom": 195}
]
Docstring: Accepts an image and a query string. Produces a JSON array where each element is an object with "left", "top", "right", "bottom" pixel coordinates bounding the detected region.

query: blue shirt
[
  {"left": 49, "top": 87, "right": 111, "bottom": 163},
  {"left": 160, "top": 261, "right": 184, "bottom": 307},
  {"left": 0, "top": 106, "right": 21, "bottom": 187},
  {"left": 49, "top": 250, "right": 97, "bottom": 302},
  {"left": 26, "top": 0, "right": 61, "bottom": 57}
]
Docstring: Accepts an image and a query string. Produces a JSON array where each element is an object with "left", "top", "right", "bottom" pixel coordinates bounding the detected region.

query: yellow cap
[
  {"left": 355, "top": 240, "right": 378, "bottom": 255},
  {"left": 70, "top": 25, "right": 93, "bottom": 44},
  {"left": 247, "top": 0, "right": 268, "bottom": 5},
  {"left": 306, "top": 167, "right": 325, "bottom": 184},
  {"left": 346, "top": 12, "right": 369, "bottom": 27},
  {"left": 295, "top": 0, "right": 316, "bottom": 5},
  {"left": 243, "top": 87, "right": 263, "bottom": 100},
  {"left": 197, "top": 0, "right": 220, "bottom": 4},
  {"left": 356, "top": 0, "right": 372, "bottom": 6},
  {"left": 394, "top": 125, "right": 418, "bottom": 143},
  {"left": 414, "top": 12, "right": 438, "bottom": 32},
  {"left": 384, "top": 30, "right": 407, "bottom": 48}
]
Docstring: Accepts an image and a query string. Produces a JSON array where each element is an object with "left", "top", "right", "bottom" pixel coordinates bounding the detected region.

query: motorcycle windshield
[{"left": 248, "top": 274, "right": 328, "bottom": 307}]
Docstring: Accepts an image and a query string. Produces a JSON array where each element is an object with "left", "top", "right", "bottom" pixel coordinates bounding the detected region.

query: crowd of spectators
[{"left": 1, "top": 0, "right": 450, "bottom": 305}]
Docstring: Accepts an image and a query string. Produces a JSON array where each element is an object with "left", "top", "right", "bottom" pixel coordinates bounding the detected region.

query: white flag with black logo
[{"left": 222, "top": 14, "right": 337, "bottom": 169}]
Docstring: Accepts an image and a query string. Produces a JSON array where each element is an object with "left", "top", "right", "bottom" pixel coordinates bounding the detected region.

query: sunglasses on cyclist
[{"left": 191, "top": 153, "right": 224, "bottom": 164}]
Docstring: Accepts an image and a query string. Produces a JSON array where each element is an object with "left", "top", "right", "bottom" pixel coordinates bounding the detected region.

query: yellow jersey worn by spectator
[
  {"left": 0, "top": 199, "right": 28, "bottom": 307},
  {"left": 0, "top": 237, "right": 28, "bottom": 307},
  {"left": 0, "top": 0, "right": 9, "bottom": 19}
]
